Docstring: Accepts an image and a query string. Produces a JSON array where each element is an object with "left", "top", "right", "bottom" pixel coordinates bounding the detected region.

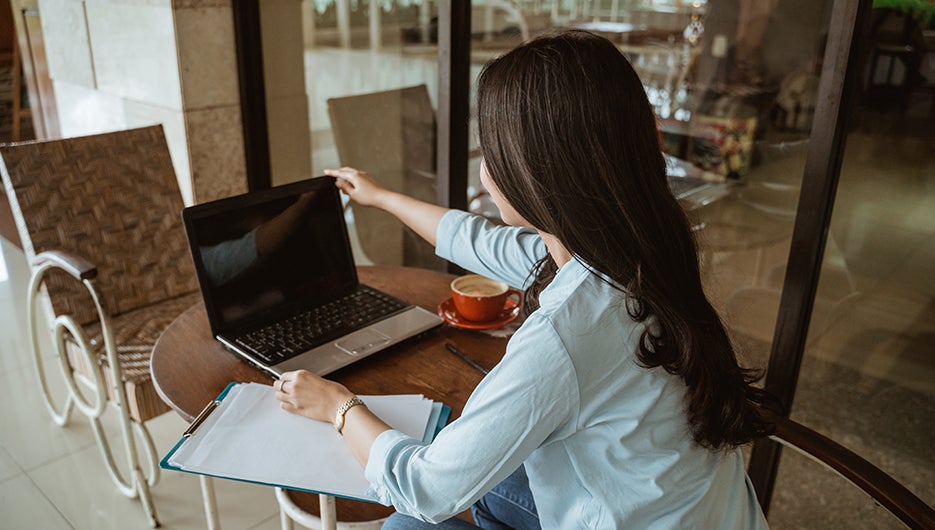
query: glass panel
[
  {"left": 262, "top": 0, "right": 441, "bottom": 268},
  {"left": 462, "top": 0, "right": 934, "bottom": 525},
  {"left": 770, "top": 4, "right": 935, "bottom": 525},
  {"left": 466, "top": 1, "right": 827, "bottom": 367}
]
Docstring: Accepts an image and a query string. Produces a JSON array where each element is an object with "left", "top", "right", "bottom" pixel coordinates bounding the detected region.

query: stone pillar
[{"left": 36, "top": 0, "right": 247, "bottom": 205}]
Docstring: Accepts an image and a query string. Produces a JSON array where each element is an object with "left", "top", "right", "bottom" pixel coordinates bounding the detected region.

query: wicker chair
[{"left": 0, "top": 125, "right": 201, "bottom": 526}]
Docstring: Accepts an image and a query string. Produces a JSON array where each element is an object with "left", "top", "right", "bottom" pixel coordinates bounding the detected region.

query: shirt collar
[{"left": 537, "top": 257, "right": 591, "bottom": 309}]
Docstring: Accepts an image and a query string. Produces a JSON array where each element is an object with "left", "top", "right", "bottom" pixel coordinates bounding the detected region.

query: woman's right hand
[
  {"left": 324, "top": 167, "right": 388, "bottom": 208},
  {"left": 325, "top": 166, "right": 450, "bottom": 247}
]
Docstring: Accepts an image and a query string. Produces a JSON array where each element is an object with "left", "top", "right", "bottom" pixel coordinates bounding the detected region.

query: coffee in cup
[{"left": 450, "top": 274, "right": 522, "bottom": 322}]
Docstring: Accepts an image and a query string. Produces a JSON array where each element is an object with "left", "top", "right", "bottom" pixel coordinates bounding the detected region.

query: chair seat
[
  {"left": 64, "top": 291, "right": 202, "bottom": 423},
  {"left": 283, "top": 489, "right": 394, "bottom": 523}
]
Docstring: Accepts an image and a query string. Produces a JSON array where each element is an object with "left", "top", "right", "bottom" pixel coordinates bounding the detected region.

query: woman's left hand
[{"left": 275, "top": 370, "right": 356, "bottom": 423}]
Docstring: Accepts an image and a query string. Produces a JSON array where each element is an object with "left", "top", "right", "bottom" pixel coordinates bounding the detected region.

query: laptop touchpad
[{"left": 336, "top": 329, "right": 390, "bottom": 356}]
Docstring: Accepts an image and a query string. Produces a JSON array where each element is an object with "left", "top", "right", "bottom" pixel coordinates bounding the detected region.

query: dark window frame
[
  {"left": 232, "top": 0, "right": 271, "bottom": 192},
  {"left": 747, "top": 0, "right": 872, "bottom": 512}
]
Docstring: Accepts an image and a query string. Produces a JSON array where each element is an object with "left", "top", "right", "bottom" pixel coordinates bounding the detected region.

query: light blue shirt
[{"left": 365, "top": 210, "right": 768, "bottom": 529}]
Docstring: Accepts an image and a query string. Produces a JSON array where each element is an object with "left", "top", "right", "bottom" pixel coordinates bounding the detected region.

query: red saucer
[{"left": 437, "top": 297, "right": 521, "bottom": 330}]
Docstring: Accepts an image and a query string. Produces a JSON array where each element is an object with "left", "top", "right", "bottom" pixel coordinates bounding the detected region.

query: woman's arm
[
  {"left": 277, "top": 319, "right": 577, "bottom": 522},
  {"left": 324, "top": 167, "right": 449, "bottom": 246},
  {"left": 275, "top": 369, "right": 388, "bottom": 467},
  {"left": 326, "top": 167, "right": 546, "bottom": 288}
]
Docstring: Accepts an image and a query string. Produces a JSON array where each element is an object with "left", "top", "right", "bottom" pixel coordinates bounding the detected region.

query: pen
[{"left": 445, "top": 343, "right": 490, "bottom": 375}]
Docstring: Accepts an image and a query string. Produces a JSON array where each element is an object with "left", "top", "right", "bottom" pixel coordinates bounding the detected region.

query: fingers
[
  {"left": 325, "top": 167, "right": 361, "bottom": 176},
  {"left": 274, "top": 370, "right": 302, "bottom": 396},
  {"left": 273, "top": 372, "right": 356, "bottom": 425},
  {"left": 274, "top": 378, "right": 297, "bottom": 415},
  {"left": 325, "top": 169, "right": 388, "bottom": 211},
  {"left": 325, "top": 169, "right": 355, "bottom": 197},
  {"left": 324, "top": 167, "right": 364, "bottom": 184}
]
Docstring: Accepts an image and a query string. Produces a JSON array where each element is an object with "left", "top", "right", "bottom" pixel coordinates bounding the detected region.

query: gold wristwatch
[{"left": 333, "top": 396, "right": 366, "bottom": 434}]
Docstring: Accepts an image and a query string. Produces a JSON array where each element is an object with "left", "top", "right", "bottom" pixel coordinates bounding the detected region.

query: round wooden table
[{"left": 151, "top": 265, "right": 511, "bottom": 524}]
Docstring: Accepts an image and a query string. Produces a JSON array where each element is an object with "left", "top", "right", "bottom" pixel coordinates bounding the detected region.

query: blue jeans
[{"left": 380, "top": 465, "right": 540, "bottom": 530}]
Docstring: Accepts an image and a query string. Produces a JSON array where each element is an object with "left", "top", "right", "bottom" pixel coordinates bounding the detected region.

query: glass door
[{"left": 258, "top": 0, "right": 443, "bottom": 268}]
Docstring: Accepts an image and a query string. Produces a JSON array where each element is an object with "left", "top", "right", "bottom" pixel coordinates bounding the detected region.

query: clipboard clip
[{"left": 183, "top": 399, "right": 221, "bottom": 438}]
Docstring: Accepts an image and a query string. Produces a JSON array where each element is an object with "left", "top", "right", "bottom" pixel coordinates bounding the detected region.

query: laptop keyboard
[{"left": 234, "top": 286, "right": 408, "bottom": 363}]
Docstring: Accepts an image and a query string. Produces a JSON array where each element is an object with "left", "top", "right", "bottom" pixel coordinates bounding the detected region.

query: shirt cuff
[
  {"left": 434, "top": 210, "right": 471, "bottom": 263},
  {"left": 364, "top": 429, "right": 412, "bottom": 503}
]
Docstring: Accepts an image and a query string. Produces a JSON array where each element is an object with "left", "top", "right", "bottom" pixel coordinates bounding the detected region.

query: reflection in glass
[
  {"left": 266, "top": 1, "right": 441, "bottom": 267},
  {"left": 468, "top": 1, "right": 932, "bottom": 526},
  {"left": 248, "top": 0, "right": 934, "bottom": 524}
]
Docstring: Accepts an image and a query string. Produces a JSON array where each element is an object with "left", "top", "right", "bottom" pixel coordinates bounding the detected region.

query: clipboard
[{"left": 160, "top": 382, "right": 450, "bottom": 502}]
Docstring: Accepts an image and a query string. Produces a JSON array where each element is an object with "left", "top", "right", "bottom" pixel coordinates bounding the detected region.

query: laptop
[{"left": 181, "top": 176, "right": 443, "bottom": 378}]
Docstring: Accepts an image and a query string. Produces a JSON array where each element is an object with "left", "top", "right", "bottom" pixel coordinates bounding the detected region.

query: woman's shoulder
[
  {"left": 536, "top": 261, "right": 637, "bottom": 327},
  {"left": 523, "top": 262, "right": 653, "bottom": 373}
]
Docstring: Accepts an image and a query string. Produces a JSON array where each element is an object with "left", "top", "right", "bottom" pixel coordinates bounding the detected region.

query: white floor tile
[
  {"left": 0, "top": 445, "right": 23, "bottom": 483},
  {"left": 249, "top": 513, "right": 284, "bottom": 530},
  {"left": 0, "top": 244, "right": 7, "bottom": 284},
  {"left": 0, "top": 239, "right": 59, "bottom": 377},
  {"left": 0, "top": 238, "right": 29, "bottom": 293},
  {"left": 0, "top": 364, "right": 121, "bottom": 472},
  {"left": 0, "top": 473, "right": 72, "bottom": 530},
  {"left": 29, "top": 440, "right": 279, "bottom": 530},
  {"left": 0, "top": 303, "right": 57, "bottom": 378},
  {"left": 0, "top": 331, "right": 31, "bottom": 378}
]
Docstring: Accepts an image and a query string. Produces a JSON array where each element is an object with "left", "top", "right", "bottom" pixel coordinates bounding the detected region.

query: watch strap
[{"left": 333, "top": 396, "right": 366, "bottom": 434}]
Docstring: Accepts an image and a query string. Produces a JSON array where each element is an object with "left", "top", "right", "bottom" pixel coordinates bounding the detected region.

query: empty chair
[
  {"left": 761, "top": 411, "right": 935, "bottom": 528},
  {"left": 863, "top": 7, "right": 928, "bottom": 112},
  {"left": 723, "top": 235, "right": 860, "bottom": 354},
  {"left": 0, "top": 125, "right": 201, "bottom": 526},
  {"left": 327, "top": 84, "right": 444, "bottom": 270}
]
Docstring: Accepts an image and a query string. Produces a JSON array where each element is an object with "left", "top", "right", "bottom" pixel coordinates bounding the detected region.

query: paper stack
[{"left": 162, "top": 382, "right": 447, "bottom": 501}]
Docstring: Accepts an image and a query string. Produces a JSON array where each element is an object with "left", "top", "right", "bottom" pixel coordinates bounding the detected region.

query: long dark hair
[{"left": 477, "top": 29, "right": 778, "bottom": 449}]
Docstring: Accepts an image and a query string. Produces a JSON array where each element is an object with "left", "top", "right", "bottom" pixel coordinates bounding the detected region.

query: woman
[{"left": 274, "top": 29, "right": 776, "bottom": 529}]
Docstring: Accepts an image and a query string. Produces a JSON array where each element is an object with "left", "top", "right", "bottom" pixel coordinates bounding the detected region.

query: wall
[
  {"left": 260, "top": 0, "right": 312, "bottom": 186},
  {"left": 36, "top": 0, "right": 247, "bottom": 204}
]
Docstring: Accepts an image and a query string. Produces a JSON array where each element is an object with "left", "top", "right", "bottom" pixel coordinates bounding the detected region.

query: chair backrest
[
  {"left": 767, "top": 414, "right": 935, "bottom": 528},
  {"left": 327, "top": 84, "right": 441, "bottom": 268},
  {"left": 870, "top": 8, "right": 926, "bottom": 51},
  {"left": 472, "top": 0, "right": 531, "bottom": 41},
  {"left": 0, "top": 125, "right": 198, "bottom": 324},
  {"left": 328, "top": 84, "right": 435, "bottom": 182}
]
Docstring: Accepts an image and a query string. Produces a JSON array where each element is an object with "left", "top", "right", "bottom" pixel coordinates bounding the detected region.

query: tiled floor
[{"left": 0, "top": 236, "right": 286, "bottom": 530}]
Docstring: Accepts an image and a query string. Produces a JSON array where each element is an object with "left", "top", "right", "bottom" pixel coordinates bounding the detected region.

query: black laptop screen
[{"left": 184, "top": 178, "right": 357, "bottom": 334}]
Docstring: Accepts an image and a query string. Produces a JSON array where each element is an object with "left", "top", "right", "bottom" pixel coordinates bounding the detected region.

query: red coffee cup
[{"left": 450, "top": 274, "right": 522, "bottom": 322}]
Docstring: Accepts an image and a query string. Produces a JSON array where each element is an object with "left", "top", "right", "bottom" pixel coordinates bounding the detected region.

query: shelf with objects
[{"left": 633, "top": 2, "right": 834, "bottom": 328}]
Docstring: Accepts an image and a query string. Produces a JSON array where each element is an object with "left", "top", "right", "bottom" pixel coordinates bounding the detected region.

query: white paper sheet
[{"left": 167, "top": 382, "right": 435, "bottom": 500}]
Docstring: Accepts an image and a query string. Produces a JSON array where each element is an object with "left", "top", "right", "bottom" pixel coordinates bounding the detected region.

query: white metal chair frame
[
  {"left": 26, "top": 250, "right": 161, "bottom": 527},
  {"left": 276, "top": 487, "right": 387, "bottom": 530}
]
